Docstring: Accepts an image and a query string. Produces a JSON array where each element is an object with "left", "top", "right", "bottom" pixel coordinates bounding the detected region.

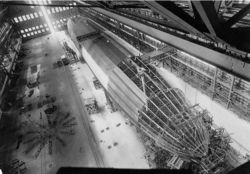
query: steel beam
[
  {"left": 227, "top": 76, "right": 235, "bottom": 108},
  {"left": 0, "top": 6, "right": 7, "bottom": 23},
  {"left": 142, "top": 1, "right": 207, "bottom": 37},
  {"left": 192, "top": 1, "right": 223, "bottom": 37},
  {"left": 91, "top": 8, "right": 250, "bottom": 81},
  {"left": 187, "top": 0, "right": 194, "bottom": 17},
  {"left": 214, "top": 1, "right": 222, "bottom": 14},
  {"left": 225, "top": 3, "right": 250, "bottom": 28},
  {"left": 0, "top": 2, "right": 98, "bottom": 7},
  {"left": 113, "top": 4, "right": 147, "bottom": 9}
]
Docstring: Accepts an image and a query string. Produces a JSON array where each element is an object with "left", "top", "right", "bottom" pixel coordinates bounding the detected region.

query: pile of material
[
  {"left": 37, "top": 95, "right": 56, "bottom": 108},
  {"left": 93, "top": 77, "right": 102, "bottom": 89},
  {"left": 84, "top": 98, "right": 98, "bottom": 115}
]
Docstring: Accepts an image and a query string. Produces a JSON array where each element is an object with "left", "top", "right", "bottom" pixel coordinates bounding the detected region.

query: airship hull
[
  {"left": 67, "top": 17, "right": 209, "bottom": 159},
  {"left": 67, "top": 18, "right": 148, "bottom": 122}
]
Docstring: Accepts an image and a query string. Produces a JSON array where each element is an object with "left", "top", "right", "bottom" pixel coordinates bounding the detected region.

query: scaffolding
[
  {"left": 149, "top": 48, "right": 250, "bottom": 121},
  {"left": 118, "top": 56, "right": 209, "bottom": 159},
  {"left": 116, "top": 55, "right": 242, "bottom": 173}
]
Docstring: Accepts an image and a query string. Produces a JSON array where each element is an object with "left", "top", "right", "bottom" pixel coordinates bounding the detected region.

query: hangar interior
[{"left": 0, "top": 1, "right": 250, "bottom": 174}]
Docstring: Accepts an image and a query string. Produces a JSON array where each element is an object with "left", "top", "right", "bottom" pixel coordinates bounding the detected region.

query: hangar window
[
  {"left": 34, "top": 12, "right": 38, "bottom": 18},
  {"left": 27, "top": 33, "right": 30, "bottom": 36},
  {"left": 51, "top": 8, "right": 55, "bottom": 13},
  {"left": 30, "top": 13, "right": 34, "bottom": 19},
  {"left": 47, "top": 9, "right": 51, "bottom": 14},
  {"left": 20, "top": 30, "right": 24, "bottom": 33},
  {"left": 14, "top": 17, "right": 19, "bottom": 23},
  {"left": 38, "top": 30, "right": 41, "bottom": 33},
  {"left": 30, "top": 32, "right": 34, "bottom": 35},
  {"left": 23, "top": 34, "right": 26, "bottom": 37},
  {"left": 39, "top": 11, "right": 43, "bottom": 16},
  {"left": 34, "top": 31, "right": 37, "bottom": 34},
  {"left": 40, "top": 25, "right": 43, "bottom": 28},
  {"left": 18, "top": 16, "right": 23, "bottom": 22},
  {"left": 32, "top": 27, "right": 35, "bottom": 30},
  {"left": 42, "top": 29, "right": 45, "bottom": 32},
  {"left": 26, "top": 14, "right": 30, "bottom": 20},
  {"left": 36, "top": 26, "right": 39, "bottom": 29},
  {"left": 28, "top": 28, "right": 32, "bottom": 31},
  {"left": 25, "top": 29, "right": 28, "bottom": 32},
  {"left": 55, "top": 7, "right": 59, "bottom": 12},
  {"left": 22, "top": 15, "right": 27, "bottom": 21}
]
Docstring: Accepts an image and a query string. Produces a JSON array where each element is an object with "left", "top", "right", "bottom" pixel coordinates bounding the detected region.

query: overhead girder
[
  {"left": 191, "top": 1, "right": 224, "bottom": 38},
  {"left": 93, "top": 7, "right": 250, "bottom": 80},
  {"left": 0, "top": 6, "right": 8, "bottom": 23},
  {"left": 225, "top": 3, "right": 250, "bottom": 28},
  {"left": 112, "top": 4, "right": 147, "bottom": 9},
  {"left": 77, "top": 0, "right": 147, "bottom": 9},
  {"left": 191, "top": 2, "right": 204, "bottom": 26},
  {"left": 142, "top": 1, "right": 209, "bottom": 39},
  {"left": 186, "top": 0, "right": 194, "bottom": 17},
  {"left": 214, "top": 0, "right": 222, "bottom": 14},
  {"left": 83, "top": 1, "right": 110, "bottom": 8}
]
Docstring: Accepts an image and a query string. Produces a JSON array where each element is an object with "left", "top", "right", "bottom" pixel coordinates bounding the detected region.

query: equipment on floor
[
  {"left": 93, "top": 77, "right": 102, "bottom": 89},
  {"left": 44, "top": 105, "right": 57, "bottom": 114},
  {"left": 61, "top": 55, "right": 70, "bottom": 65},
  {"left": 27, "top": 89, "right": 34, "bottom": 97},
  {"left": 26, "top": 64, "right": 40, "bottom": 88},
  {"left": 84, "top": 98, "right": 98, "bottom": 115},
  {"left": 19, "top": 103, "right": 32, "bottom": 114}
]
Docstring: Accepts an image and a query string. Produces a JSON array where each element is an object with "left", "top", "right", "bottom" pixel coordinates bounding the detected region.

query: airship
[{"left": 67, "top": 17, "right": 209, "bottom": 160}]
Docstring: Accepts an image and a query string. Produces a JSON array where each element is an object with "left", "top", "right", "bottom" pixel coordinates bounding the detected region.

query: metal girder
[
  {"left": 214, "top": 0, "right": 222, "bottom": 14},
  {"left": 92, "top": 8, "right": 250, "bottom": 81},
  {"left": 113, "top": 4, "right": 147, "bottom": 9},
  {"left": 225, "top": 3, "right": 250, "bottom": 28},
  {"left": 77, "top": 0, "right": 146, "bottom": 9},
  {"left": 192, "top": 1, "right": 223, "bottom": 37},
  {"left": 0, "top": 3, "right": 98, "bottom": 7},
  {"left": 191, "top": 2, "right": 203, "bottom": 25},
  {"left": 0, "top": 6, "right": 8, "bottom": 23},
  {"left": 142, "top": 1, "right": 207, "bottom": 37},
  {"left": 187, "top": 0, "right": 194, "bottom": 17}
]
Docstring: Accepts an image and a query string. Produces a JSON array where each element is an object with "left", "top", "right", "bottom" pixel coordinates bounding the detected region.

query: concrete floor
[
  {"left": 157, "top": 67, "right": 250, "bottom": 156},
  {"left": 1, "top": 31, "right": 149, "bottom": 174},
  {"left": 2, "top": 34, "right": 100, "bottom": 174},
  {"left": 70, "top": 62, "right": 149, "bottom": 168}
]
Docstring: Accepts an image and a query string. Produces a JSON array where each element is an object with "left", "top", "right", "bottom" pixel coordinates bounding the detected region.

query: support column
[
  {"left": 212, "top": 68, "right": 218, "bottom": 99},
  {"left": 138, "top": 66, "right": 148, "bottom": 111},
  {"left": 227, "top": 75, "right": 235, "bottom": 109}
]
